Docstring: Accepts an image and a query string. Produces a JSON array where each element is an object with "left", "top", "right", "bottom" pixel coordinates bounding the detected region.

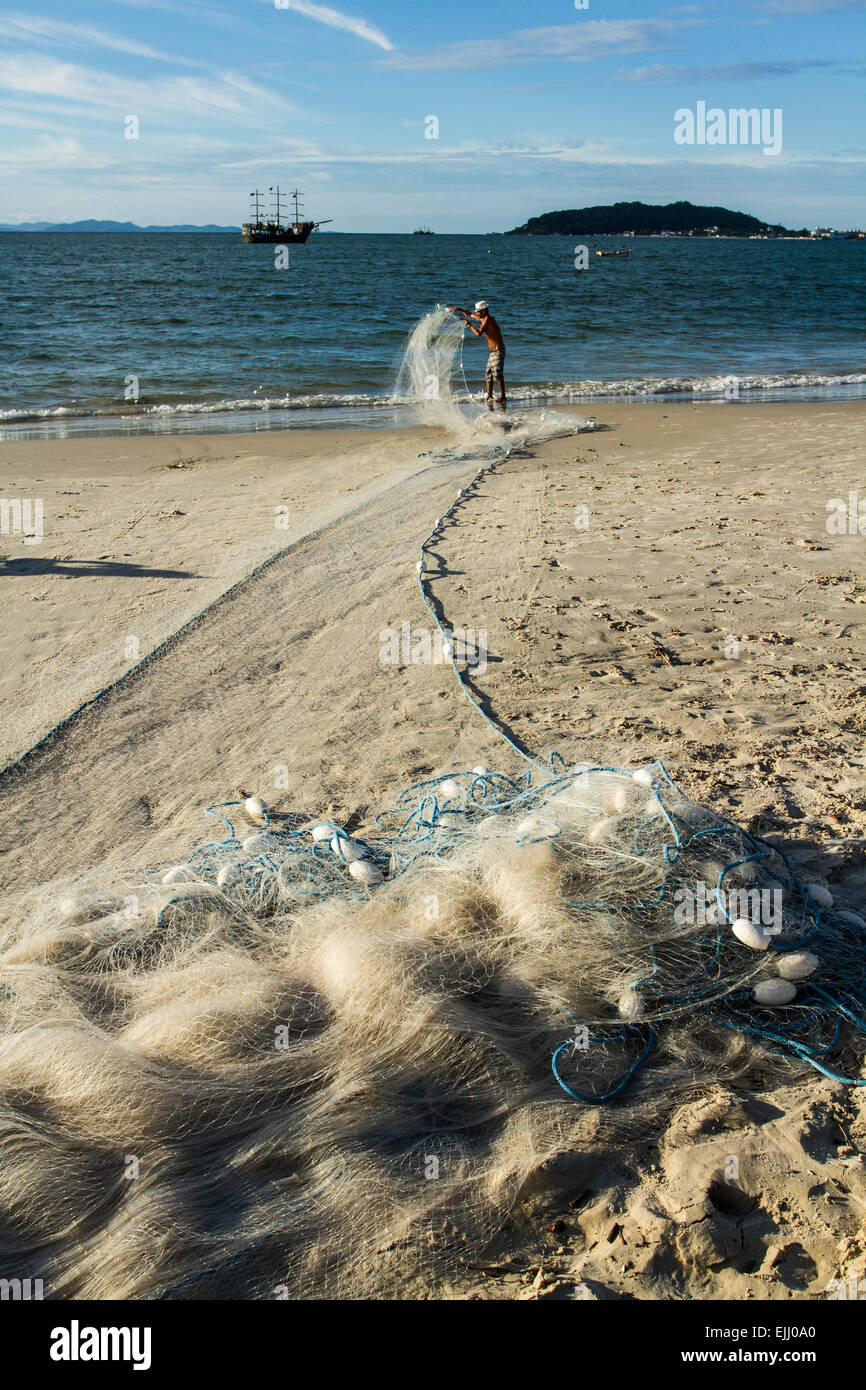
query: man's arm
[{"left": 445, "top": 306, "right": 483, "bottom": 335}]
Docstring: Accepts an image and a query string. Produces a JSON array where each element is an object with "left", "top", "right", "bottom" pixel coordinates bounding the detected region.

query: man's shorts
[{"left": 486, "top": 349, "right": 506, "bottom": 383}]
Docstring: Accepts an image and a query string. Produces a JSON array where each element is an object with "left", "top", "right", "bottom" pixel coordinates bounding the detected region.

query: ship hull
[{"left": 242, "top": 222, "right": 316, "bottom": 245}]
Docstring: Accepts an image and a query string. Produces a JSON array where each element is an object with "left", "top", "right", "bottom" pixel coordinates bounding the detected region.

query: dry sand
[{"left": 1, "top": 400, "right": 865, "bottom": 1300}]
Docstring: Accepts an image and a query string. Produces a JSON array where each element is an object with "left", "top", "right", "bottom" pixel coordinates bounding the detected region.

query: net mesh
[{"left": 1, "top": 762, "right": 864, "bottom": 1300}]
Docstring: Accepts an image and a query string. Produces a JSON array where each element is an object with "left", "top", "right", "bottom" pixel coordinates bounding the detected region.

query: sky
[{"left": 0, "top": 0, "right": 864, "bottom": 229}]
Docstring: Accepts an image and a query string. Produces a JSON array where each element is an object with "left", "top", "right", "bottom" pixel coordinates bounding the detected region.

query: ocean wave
[
  {"left": 512, "top": 370, "right": 866, "bottom": 401},
  {"left": 2, "top": 369, "right": 865, "bottom": 426},
  {"left": 0, "top": 393, "right": 395, "bottom": 424}
]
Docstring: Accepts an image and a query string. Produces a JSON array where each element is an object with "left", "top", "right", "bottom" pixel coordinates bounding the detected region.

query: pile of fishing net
[{"left": 1, "top": 760, "right": 864, "bottom": 1299}]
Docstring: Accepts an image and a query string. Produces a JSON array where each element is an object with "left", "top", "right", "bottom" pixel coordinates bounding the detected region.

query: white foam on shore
[{"left": 3, "top": 369, "right": 865, "bottom": 432}]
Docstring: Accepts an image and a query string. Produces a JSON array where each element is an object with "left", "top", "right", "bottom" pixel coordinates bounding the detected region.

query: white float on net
[
  {"left": 515, "top": 816, "right": 558, "bottom": 841},
  {"left": 242, "top": 832, "right": 279, "bottom": 854},
  {"left": 349, "top": 860, "right": 383, "bottom": 885},
  {"left": 731, "top": 918, "right": 771, "bottom": 951},
  {"left": 777, "top": 951, "right": 819, "bottom": 981},
  {"left": 617, "top": 991, "right": 644, "bottom": 1021},
  {"left": 753, "top": 978, "right": 797, "bottom": 1006},
  {"left": 162, "top": 865, "right": 197, "bottom": 885},
  {"left": 805, "top": 883, "right": 833, "bottom": 908},
  {"left": 330, "top": 835, "right": 367, "bottom": 863}
]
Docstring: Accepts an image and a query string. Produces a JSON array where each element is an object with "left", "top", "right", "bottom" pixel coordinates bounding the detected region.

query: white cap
[{"left": 474, "top": 300, "right": 488, "bottom": 312}]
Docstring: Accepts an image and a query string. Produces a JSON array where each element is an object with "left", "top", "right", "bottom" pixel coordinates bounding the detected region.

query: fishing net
[
  {"left": 393, "top": 306, "right": 598, "bottom": 448},
  {"left": 1, "top": 760, "right": 864, "bottom": 1300},
  {"left": 394, "top": 306, "right": 470, "bottom": 429}
]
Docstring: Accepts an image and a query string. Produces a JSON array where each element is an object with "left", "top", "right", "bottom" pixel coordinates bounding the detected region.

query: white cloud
[
  {"left": 0, "top": 133, "right": 117, "bottom": 176},
  {"left": 0, "top": 12, "right": 200, "bottom": 65},
  {"left": 0, "top": 52, "right": 297, "bottom": 122},
  {"left": 217, "top": 136, "right": 815, "bottom": 172},
  {"left": 763, "top": 0, "right": 866, "bottom": 11},
  {"left": 617, "top": 58, "right": 844, "bottom": 83},
  {"left": 103, "top": 0, "right": 248, "bottom": 25},
  {"left": 378, "top": 18, "right": 707, "bottom": 72},
  {"left": 271, "top": 0, "right": 393, "bottom": 51}
]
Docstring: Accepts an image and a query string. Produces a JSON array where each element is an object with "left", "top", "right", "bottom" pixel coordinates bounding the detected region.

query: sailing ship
[{"left": 242, "top": 186, "right": 332, "bottom": 244}]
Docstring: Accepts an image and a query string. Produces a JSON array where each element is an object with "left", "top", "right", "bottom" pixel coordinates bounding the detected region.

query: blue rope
[
  {"left": 414, "top": 442, "right": 545, "bottom": 773},
  {"left": 552, "top": 1025, "right": 657, "bottom": 1103}
]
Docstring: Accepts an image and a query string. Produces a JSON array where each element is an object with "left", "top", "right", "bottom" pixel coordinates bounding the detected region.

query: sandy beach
[
  {"left": 1, "top": 400, "right": 865, "bottom": 1300},
  {"left": 2, "top": 403, "right": 864, "bottom": 870}
]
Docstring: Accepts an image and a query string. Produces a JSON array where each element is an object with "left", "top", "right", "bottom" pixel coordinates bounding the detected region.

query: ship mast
[
  {"left": 269, "top": 185, "right": 287, "bottom": 228},
  {"left": 290, "top": 189, "right": 304, "bottom": 225},
  {"left": 249, "top": 190, "right": 264, "bottom": 224}
]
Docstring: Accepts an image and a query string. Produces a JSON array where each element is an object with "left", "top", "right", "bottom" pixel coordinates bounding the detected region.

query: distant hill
[
  {"left": 0, "top": 220, "right": 238, "bottom": 233},
  {"left": 507, "top": 201, "right": 789, "bottom": 236}
]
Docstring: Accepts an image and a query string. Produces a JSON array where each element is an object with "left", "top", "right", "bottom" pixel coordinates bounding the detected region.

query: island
[{"left": 506, "top": 200, "right": 796, "bottom": 237}]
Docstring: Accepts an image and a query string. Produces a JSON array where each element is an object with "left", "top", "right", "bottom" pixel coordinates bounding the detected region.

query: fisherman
[{"left": 446, "top": 301, "right": 506, "bottom": 409}]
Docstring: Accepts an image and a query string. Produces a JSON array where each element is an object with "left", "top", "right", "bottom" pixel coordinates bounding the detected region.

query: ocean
[{"left": 2, "top": 231, "right": 864, "bottom": 439}]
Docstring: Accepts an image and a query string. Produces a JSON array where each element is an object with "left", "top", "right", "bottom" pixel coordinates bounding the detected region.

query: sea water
[{"left": 1, "top": 231, "right": 864, "bottom": 439}]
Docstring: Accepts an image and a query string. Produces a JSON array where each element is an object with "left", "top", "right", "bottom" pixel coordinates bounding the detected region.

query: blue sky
[{"left": 0, "top": 0, "right": 863, "bottom": 228}]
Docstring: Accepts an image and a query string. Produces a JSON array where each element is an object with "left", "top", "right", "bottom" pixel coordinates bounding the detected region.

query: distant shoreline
[{"left": 2, "top": 226, "right": 864, "bottom": 239}]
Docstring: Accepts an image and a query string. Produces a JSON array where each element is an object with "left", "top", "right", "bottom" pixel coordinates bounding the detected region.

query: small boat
[
  {"left": 242, "top": 187, "right": 332, "bottom": 245},
  {"left": 413, "top": 227, "right": 435, "bottom": 235},
  {"left": 596, "top": 248, "right": 631, "bottom": 257}
]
